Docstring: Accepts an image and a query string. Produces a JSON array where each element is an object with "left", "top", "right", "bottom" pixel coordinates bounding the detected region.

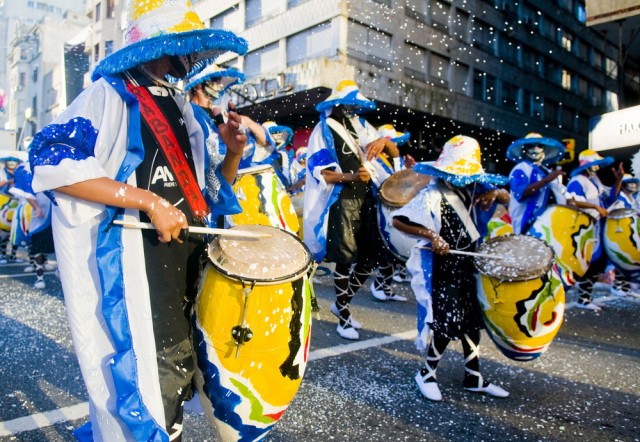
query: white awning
[{"left": 589, "top": 105, "right": 640, "bottom": 152}]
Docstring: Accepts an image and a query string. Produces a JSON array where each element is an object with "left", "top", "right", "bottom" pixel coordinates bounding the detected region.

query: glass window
[
  {"left": 577, "top": 39, "right": 588, "bottom": 60},
  {"left": 543, "top": 58, "right": 560, "bottom": 85},
  {"left": 105, "top": 40, "right": 114, "bottom": 57},
  {"left": 561, "top": 69, "right": 572, "bottom": 90},
  {"left": 107, "top": 0, "right": 115, "bottom": 18},
  {"left": 27, "top": 1, "right": 34, "bottom": 7},
  {"left": 540, "top": 17, "right": 556, "bottom": 41},
  {"left": 95, "top": 3, "right": 101, "bottom": 22},
  {"left": 592, "top": 85, "right": 603, "bottom": 106},
  {"left": 429, "top": 52, "right": 449, "bottom": 87},
  {"left": 347, "top": 20, "right": 392, "bottom": 67},
  {"left": 561, "top": 106, "right": 575, "bottom": 131},
  {"left": 578, "top": 76, "right": 588, "bottom": 96},
  {"left": 288, "top": 0, "right": 309, "bottom": 7},
  {"left": 211, "top": 6, "right": 242, "bottom": 33},
  {"left": 451, "top": 8, "right": 469, "bottom": 41},
  {"left": 429, "top": 0, "right": 450, "bottom": 29},
  {"left": 287, "top": 22, "right": 334, "bottom": 66},
  {"left": 405, "top": 0, "right": 427, "bottom": 22},
  {"left": 471, "top": 19, "right": 496, "bottom": 54},
  {"left": 94, "top": 43, "right": 100, "bottom": 62},
  {"left": 404, "top": 42, "right": 426, "bottom": 80},
  {"left": 544, "top": 99, "right": 559, "bottom": 124},
  {"left": 32, "top": 67, "right": 38, "bottom": 83},
  {"left": 244, "top": 42, "right": 280, "bottom": 78},
  {"left": 19, "top": 72, "right": 26, "bottom": 88},
  {"left": 498, "top": 33, "right": 519, "bottom": 64},
  {"left": 606, "top": 57, "right": 618, "bottom": 79},
  {"left": 246, "top": 0, "right": 279, "bottom": 27},
  {"left": 522, "top": 47, "right": 540, "bottom": 74},
  {"left": 451, "top": 61, "right": 469, "bottom": 94},
  {"left": 372, "top": 0, "right": 392, "bottom": 6},
  {"left": 473, "top": 70, "right": 496, "bottom": 104},
  {"left": 501, "top": 81, "right": 519, "bottom": 112},
  {"left": 592, "top": 49, "right": 603, "bottom": 70},
  {"left": 560, "top": 30, "right": 573, "bottom": 52}
]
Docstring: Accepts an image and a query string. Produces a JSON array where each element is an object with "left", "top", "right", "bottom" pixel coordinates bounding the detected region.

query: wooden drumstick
[
  {"left": 113, "top": 220, "right": 273, "bottom": 238},
  {"left": 420, "top": 246, "right": 505, "bottom": 260}
]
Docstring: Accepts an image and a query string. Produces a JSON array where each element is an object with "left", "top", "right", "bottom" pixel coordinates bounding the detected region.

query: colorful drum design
[
  {"left": 475, "top": 235, "right": 565, "bottom": 361},
  {"left": 226, "top": 164, "right": 299, "bottom": 234},
  {"left": 603, "top": 208, "right": 640, "bottom": 279},
  {"left": 0, "top": 194, "right": 18, "bottom": 232},
  {"left": 289, "top": 191, "right": 304, "bottom": 240},
  {"left": 193, "top": 225, "right": 313, "bottom": 441},
  {"left": 484, "top": 204, "right": 514, "bottom": 241},
  {"left": 10, "top": 202, "right": 31, "bottom": 247},
  {"left": 376, "top": 169, "right": 431, "bottom": 261},
  {"left": 528, "top": 204, "right": 598, "bottom": 286}
]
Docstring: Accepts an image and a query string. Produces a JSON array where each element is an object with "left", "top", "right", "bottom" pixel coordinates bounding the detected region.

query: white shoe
[
  {"left": 415, "top": 372, "right": 442, "bottom": 401},
  {"left": 34, "top": 280, "right": 45, "bottom": 290},
  {"left": 392, "top": 267, "right": 411, "bottom": 283},
  {"left": 610, "top": 287, "right": 628, "bottom": 297},
  {"left": 336, "top": 323, "right": 359, "bottom": 340},
  {"left": 465, "top": 382, "right": 509, "bottom": 398},
  {"left": 370, "top": 281, "right": 408, "bottom": 302},
  {"left": 43, "top": 263, "right": 56, "bottom": 272},
  {"left": 576, "top": 298, "right": 601, "bottom": 311},
  {"left": 330, "top": 302, "right": 362, "bottom": 329},
  {"left": 23, "top": 265, "right": 35, "bottom": 273}
]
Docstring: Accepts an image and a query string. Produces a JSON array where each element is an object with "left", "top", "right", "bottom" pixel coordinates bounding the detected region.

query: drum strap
[
  {"left": 438, "top": 182, "right": 480, "bottom": 243},
  {"left": 125, "top": 78, "right": 210, "bottom": 222}
]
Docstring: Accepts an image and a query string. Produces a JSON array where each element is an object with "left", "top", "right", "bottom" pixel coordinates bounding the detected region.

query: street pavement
[{"left": 0, "top": 258, "right": 638, "bottom": 441}]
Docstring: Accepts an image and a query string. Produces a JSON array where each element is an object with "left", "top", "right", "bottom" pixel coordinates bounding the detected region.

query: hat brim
[
  {"left": 623, "top": 177, "right": 640, "bottom": 184},
  {"left": 570, "top": 157, "right": 615, "bottom": 177},
  {"left": 390, "top": 132, "right": 410, "bottom": 146},
  {"left": 316, "top": 90, "right": 376, "bottom": 113},
  {"left": 0, "top": 150, "right": 27, "bottom": 162},
  {"left": 506, "top": 137, "right": 565, "bottom": 165},
  {"left": 184, "top": 67, "right": 245, "bottom": 93},
  {"left": 92, "top": 29, "right": 248, "bottom": 80},
  {"left": 267, "top": 125, "right": 294, "bottom": 147},
  {"left": 414, "top": 162, "right": 508, "bottom": 186}
]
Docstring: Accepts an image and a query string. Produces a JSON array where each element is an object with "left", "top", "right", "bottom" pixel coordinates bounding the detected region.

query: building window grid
[
  {"left": 473, "top": 70, "right": 496, "bottom": 104},
  {"left": 429, "top": 0, "right": 451, "bottom": 31},
  {"left": 95, "top": 2, "right": 101, "bottom": 22}
]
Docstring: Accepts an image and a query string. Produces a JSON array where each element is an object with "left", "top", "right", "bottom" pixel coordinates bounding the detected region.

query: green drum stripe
[{"left": 229, "top": 378, "right": 275, "bottom": 425}]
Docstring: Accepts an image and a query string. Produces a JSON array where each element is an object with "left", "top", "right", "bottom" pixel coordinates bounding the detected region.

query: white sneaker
[
  {"left": 610, "top": 287, "right": 628, "bottom": 297},
  {"left": 43, "top": 263, "right": 56, "bottom": 272},
  {"left": 415, "top": 372, "right": 442, "bottom": 401},
  {"left": 392, "top": 267, "right": 411, "bottom": 283},
  {"left": 465, "top": 382, "right": 509, "bottom": 398},
  {"left": 23, "top": 265, "right": 35, "bottom": 273},
  {"left": 336, "top": 323, "right": 359, "bottom": 340},
  {"left": 330, "top": 302, "right": 362, "bottom": 329},
  {"left": 576, "top": 298, "right": 601, "bottom": 311},
  {"left": 370, "top": 281, "right": 408, "bottom": 302},
  {"left": 34, "top": 280, "right": 45, "bottom": 290}
]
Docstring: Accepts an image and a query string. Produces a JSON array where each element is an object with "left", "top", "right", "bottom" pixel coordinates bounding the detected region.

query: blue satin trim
[
  {"left": 417, "top": 247, "right": 432, "bottom": 339},
  {"left": 29, "top": 117, "right": 99, "bottom": 168}
]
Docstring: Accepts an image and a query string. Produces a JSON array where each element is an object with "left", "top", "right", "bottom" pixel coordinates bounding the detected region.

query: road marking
[{"left": 0, "top": 329, "right": 417, "bottom": 436}]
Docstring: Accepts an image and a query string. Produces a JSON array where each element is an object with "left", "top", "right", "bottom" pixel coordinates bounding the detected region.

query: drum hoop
[
  {"left": 474, "top": 234, "right": 556, "bottom": 282},
  {"left": 547, "top": 204, "right": 597, "bottom": 223},
  {"left": 607, "top": 208, "right": 638, "bottom": 220},
  {"left": 236, "top": 164, "right": 274, "bottom": 177},
  {"left": 207, "top": 228, "right": 314, "bottom": 286}
]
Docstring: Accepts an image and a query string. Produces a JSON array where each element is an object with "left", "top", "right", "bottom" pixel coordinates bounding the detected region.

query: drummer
[
  {"left": 288, "top": 147, "right": 307, "bottom": 194},
  {"left": 303, "top": 79, "right": 401, "bottom": 340},
  {"left": 262, "top": 121, "right": 296, "bottom": 187},
  {"left": 567, "top": 150, "right": 624, "bottom": 310},
  {"left": 0, "top": 155, "right": 22, "bottom": 263},
  {"left": 609, "top": 174, "right": 640, "bottom": 211},
  {"left": 507, "top": 133, "right": 568, "bottom": 234},
  {"left": 28, "top": 1, "right": 248, "bottom": 438},
  {"left": 391, "top": 135, "right": 510, "bottom": 401}
]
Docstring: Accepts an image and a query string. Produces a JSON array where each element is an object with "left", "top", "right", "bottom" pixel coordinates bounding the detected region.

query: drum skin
[
  {"left": 528, "top": 204, "right": 598, "bottom": 286},
  {"left": 193, "top": 226, "right": 312, "bottom": 441},
  {"left": 0, "top": 194, "right": 17, "bottom": 232},
  {"left": 475, "top": 236, "right": 565, "bottom": 361},
  {"left": 227, "top": 165, "right": 299, "bottom": 234},
  {"left": 603, "top": 208, "right": 640, "bottom": 278}
]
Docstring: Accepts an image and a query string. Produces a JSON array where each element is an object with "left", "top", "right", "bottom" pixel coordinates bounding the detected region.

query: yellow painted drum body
[
  {"left": 0, "top": 194, "right": 18, "bottom": 232},
  {"left": 10, "top": 202, "right": 31, "bottom": 247},
  {"left": 194, "top": 225, "right": 313, "bottom": 441},
  {"left": 289, "top": 191, "right": 304, "bottom": 240},
  {"left": 484, "top": 204, "right": 514, "bottom": 241},
  {"left": 475, "top": 235, "right": 565, "bottom": 361},
  {"left": 227, "top": 165, "right": 299, "bottom": 234},
  {"left": 603, "top": 208, "right": 640, "bottom": 279},
  {"left": 528, "top": 204, "right": 598, "bottom": 286}
]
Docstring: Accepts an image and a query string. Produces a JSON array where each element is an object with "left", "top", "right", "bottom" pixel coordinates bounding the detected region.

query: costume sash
[{"left": 126, "top": 80, "right": 210, "bottom": 221}]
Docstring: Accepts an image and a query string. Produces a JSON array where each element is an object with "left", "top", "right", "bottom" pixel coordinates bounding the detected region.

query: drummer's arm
[
  {"left": 27, "top": 197, "right": 43, "bottom": 218},
  {"left": 521, "top": 170, "right": 565, "bottom": 199},
  {"left": 240, "top": 115, "right": 268, "bottom": 147},
  {"left": 392, "top": 216, "right": 449, "bottom": 255},
  {"left": 364, "top": 138, "right": 400, "bottom": 161},
  {"left": 567, "top": 199, "right": 608, "bottom": 218},
  {"left": 216, "top": 104, "right": 247, "bottom": 184},
  {"left": 321, "top": 167, "right": 370, "bottom": 184},
  {"left": 54, "top": 178, "right": 187, "bottom": 243}
]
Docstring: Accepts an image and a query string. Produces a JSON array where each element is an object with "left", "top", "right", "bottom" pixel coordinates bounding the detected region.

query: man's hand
[
  {"left": 404, "top": 155, "right": 417, "bottom": 169},
  {"left": 355, "top": 167, "right": 371, "bottom": 183},
  {"left": 146, "top": 197, "right": 188, "bottom": 244},
  {"left": 429, "top": 234, "right": 450, "bottom": 255},
  {"left": 545, "top": 169, "right": 565, "bottom": 182},
  {"left": 612, "top": 162, "right": 625, "bottom": 182},
  {"left": 363, "top": 138, "right": 386, "bottom": 161},
  {"left": 596, "top": 206, "right": 609, "bottom": 218}
]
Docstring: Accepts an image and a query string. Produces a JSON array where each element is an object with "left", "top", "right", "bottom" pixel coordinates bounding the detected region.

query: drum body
[
  {"left": 0, "top": 194, "right": 17, "bottom": 232},
  {"left": 528, "top": 204, "right": 598, "bottom": 286},
  {"left": 194, "top": 225, "right": 313, "bottom": 441},
  {"left": 603, "top": 208, "right": 640, "bottom": 279},
  {"left": 10, "top": 202, "right": 30, "bottom": 247},
  {"left": 484, "top": 204, "right": 514, "bottom": 240},
  {"left": 376, "top": 169, "right": 431, "bottom": 261},
  {"left": 289, "top": 191, "right": 304, "bottom": 240},
  {"left": 475, "top": 235, "right": 565, "bottom": 361},
  {"left": 226, "top": 165, "right": 299, "bottom": 234}
]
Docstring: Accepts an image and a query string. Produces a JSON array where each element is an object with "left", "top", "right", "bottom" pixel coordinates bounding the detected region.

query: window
[
  {"left": 544, "top": 99, "right": 559, "bottom": 124},
  {"left": 592, "top": 49, "right": 603, "bottom": 70},
  {"left": 471, "top": 19, "right": 496, "bottom": 54},
  {"left": 561, "top": 69, "right": 572, "bottom": 90},
  {"left": 288, "top": 0, "right": 310, "bottom": 7},
  {"left": 606, "top": 57, "right": 618, "bottom": 79},
  {"left": 105, "top": 41, "right": 114, "bottom": 57},
  {"left": 107, "top": 0, "right": 115, "bottom": 18},
  {"left": 32, "top": 96, "right": 37, "bottom": 115},
  {"left": 592, "top": 85, "right": 603, "bottom": 106},
  {"left": 501, "top": 81, "right": 519, "bottom": 112},
  {"left": 347, "top": 20, "right": 392, "bottom": 68},
  {"left": 32, "top": 67, "right": 38, "bottom": 83},
  {"left": 94, "top": 43, "right": 100, "bottom": 62},
  {"left": 543, "top": 58, "right": 561, "bottom": 85},
  {"left": 19, "top": 72, "right": 26, "bottom": 88},
  {"left": 578, "top": 76, "right": 588, "bottom": 97},
  {"left": 404, "top": 42, "right": 426, "bottom": 80},
  {"left": 451, "top": 8, "right": 469, "bottom": 41},
  {"left": 244, "top": 42, "right": 280, "bottom": 78},
  {"left": 561, "top": 106, "right": 575, "bottom": 130},
  {"left": 560, "top": 30, "right": 573, "bottom": 52},
  {"left": 373, "top": 0, "right": 392, "bottom": 6},
  {"left": 405, "top": 0, "right": 427, "bottom": 22},
  {"left": 20, "top": 49, "right": 28, "bottom": 60},
  {"left": 246, "top": 0, "right": 279, "bottom": 27},
  {"left": 473, "top": 70, "right": 496, "bottom": 104},
  {"left": 522, "top": 47, "right": 540, "bottom": 74},
  {"left": 451, "top": 61, "right": 469, "bottom": 94},
  {"left": 498, "top": 33, "right": 519, "bottom": 64},
  {"left": 429, "top": 0, "right": 450, "bottom": 29},
  {"left": 27, "top": 1, "right": 35, "bottom": 7},
  {"left": 577, "top": 39, "right": 588, "bottom": 60},
  {"left": 429, "top": 52, "right": 449, "bottom": 87},
  {"left": 540, "top": 17, "right": 556, "bottom": 41},
  {"left": 287, "top": 22, "right": 334, "bottom": 66},
  {"left": 210, "top": 6, "right": 242, "bottom": 33},
  {"left": 521, "top": 5, "right": 539, "bottom": 31}
]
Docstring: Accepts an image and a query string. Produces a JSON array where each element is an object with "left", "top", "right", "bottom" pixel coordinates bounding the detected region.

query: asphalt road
[{"left": 0, "top": 258, "right": 638, "bottom": 441}]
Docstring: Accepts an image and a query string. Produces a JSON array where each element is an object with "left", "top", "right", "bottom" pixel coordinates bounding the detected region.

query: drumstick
[
  {"left": 419, "top": 246, "right": 504, "bottom": 260},
  {"left": 113, "top": 220, "right": 273, "bottom": 238}
]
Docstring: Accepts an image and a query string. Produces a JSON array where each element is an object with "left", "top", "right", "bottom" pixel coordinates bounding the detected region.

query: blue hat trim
[
  {"left": 623, "top": 176, "right": 640, "bottom": 184},
  {"left": 391, "top": 132, "right": 410, "bottom": 146},
  {"left": 315, "top": 90, "right": 376, "bottom": 113},
  {"left": 184, "top": 67, "right": 245, "bottom": 92},
  {"left": 506, "top": 137, "right": 565, "bottom": 165},
  {"left": 413, "top": 162, "right": 508, "bottom": 187},
  {"left": 570, "top": 157, "right": 615, "bottom": 177},
  {"left": 267, "top": 125, "right": 294, "bottom": 147},
  {"left": 92, "top": 29, "right": 248, "bottom": 81}
]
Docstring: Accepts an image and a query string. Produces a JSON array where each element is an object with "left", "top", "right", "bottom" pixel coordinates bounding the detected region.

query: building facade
[
  {"left": 83, "top": 0, "right": 125, "bottom": 87},
  {"left": 194, "top": 0, "right": 620, "bottom": 170}
]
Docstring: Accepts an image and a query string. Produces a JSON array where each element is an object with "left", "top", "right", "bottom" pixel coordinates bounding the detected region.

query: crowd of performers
[{"left": 3, "top": 1, "right": 637, "bottom": 440}]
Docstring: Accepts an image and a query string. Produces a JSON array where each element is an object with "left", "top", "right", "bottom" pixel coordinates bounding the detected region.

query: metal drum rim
[
  {"left": 607, "top": 207, "right": 638, "bottom": 220},
  {"left": 236, "top": 163, "right": 276, "bottom": 177}
]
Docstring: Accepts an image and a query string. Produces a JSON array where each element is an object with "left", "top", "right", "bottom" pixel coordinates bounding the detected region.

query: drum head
[
  {"left": 208, "top": 225, "right": 312, "bottom": 284},
  {"left": 237, "top": 164, "right": 274, "bottom": 177},
  {"left": 379, "top": 169, "right": 431, "bottom": 208},
  {"left": 608, "top": 207, "right": 637, "bottom": 219},
  {"left": 475, "top": 234, "right": 554, "bottom": 281}
]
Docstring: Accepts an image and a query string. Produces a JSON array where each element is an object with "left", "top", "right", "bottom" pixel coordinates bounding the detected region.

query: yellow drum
[
  {"left": 377, "top": 169, "right": 431, "bottom": 260},
  {"left": 226, "top": 164, "right": 299, "bottom": 234},
  {"left": 475, "top": 235, "right": 565, "bottom": 361},
  {"left": 484, "top": 204, "right": 514, "bottom": 241},
  {"left": 528, "top": 204, "right": 598, "bottom": 286},
  {"left": 0, "top": 194, "right": 17, "bottom": 232},
  {"left": 603, "top": 208, "right": 640, "bottom": 279},
  {"left": 193, "top": 225, "right": 313, "bottom": 441},
  {"left": 10, "top": 202, "right": 31, "bottom": 247},
  {"left": 289, "top": 191, "right": 304, "bottom": 240}
]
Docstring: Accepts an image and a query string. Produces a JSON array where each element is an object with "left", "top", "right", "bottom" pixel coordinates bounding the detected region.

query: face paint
[
  {"left": 587, "top": 165, "right": 600, "bottom": 175},
  {"left": 203, "top": 79, "right": 224, "bottom": 100},
  {"left": 624, "top": 182, "right": 638, "bottom": 194},
  {"left": 523, "top": 144, "right": 544, "bottom": 163},
  {"left": 4, "top": 161, "right": 18, "bottom": 171}
]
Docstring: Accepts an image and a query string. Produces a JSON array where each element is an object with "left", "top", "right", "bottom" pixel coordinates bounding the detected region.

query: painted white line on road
[
  {"left": 0, "top": 402, "right": 89, "bottom": 437},
  {"left": 0, "top": 329, "right": 417, "bottom": 436},
  {"left": 0, "top": 271, "right": 56, "bottom": 279}
]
